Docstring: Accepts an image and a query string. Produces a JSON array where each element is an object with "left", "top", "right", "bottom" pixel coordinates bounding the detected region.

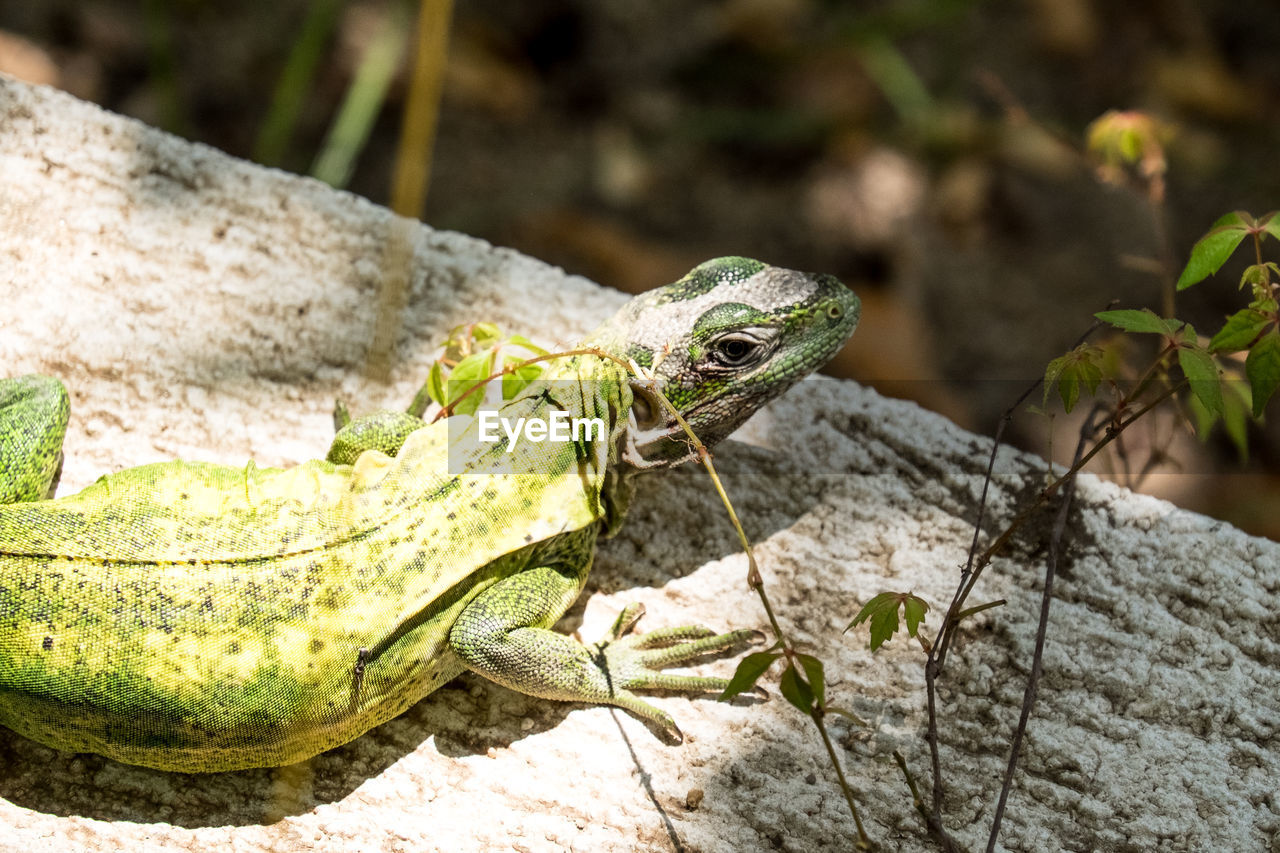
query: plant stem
[
  {"left": 311, "top": 2, "right": 411, "bottom": 189},
  {"left": 895, "top": 751, "right": 968, "bottom": 853},
  {"left": 814, "top": 710, "right": 873, "bottom": 849}
]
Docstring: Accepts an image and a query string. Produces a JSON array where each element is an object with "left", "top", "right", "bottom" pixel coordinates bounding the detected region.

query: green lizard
[{"left": 0, "top": 257, "right": 858, "bottom": 772}]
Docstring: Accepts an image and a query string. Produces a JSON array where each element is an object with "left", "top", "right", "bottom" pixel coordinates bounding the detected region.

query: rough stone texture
[{"left": 1, "top": 75, "right": 1277, "bottom": 852}]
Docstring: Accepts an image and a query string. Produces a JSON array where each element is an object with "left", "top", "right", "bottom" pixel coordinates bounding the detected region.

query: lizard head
[{"left": 587, "top": 257, "right": 859, "bottom": 470}]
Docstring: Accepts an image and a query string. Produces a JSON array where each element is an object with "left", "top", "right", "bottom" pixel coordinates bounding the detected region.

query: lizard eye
[{"left": 710, "top": 334, "right": 765, "bottom": 368}]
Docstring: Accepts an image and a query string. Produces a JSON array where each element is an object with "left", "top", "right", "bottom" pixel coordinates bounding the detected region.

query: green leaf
[
  {"left": 1222, "top": 381, "right": 1252, "bottom": 461},
  {"left": 1177, "top": 346, "right": 1223, "bottom": 416},
  {"left": 1249, "top": 294, "right": 1279, "bottom": 315},
  {"left": 794, "top": 653, "right": 826, "bottom": 707},
  {"left": 847, "top": 592, "right": 897, "bottom": 650},
  {"left": 1211, "top": 209, "right": 1254, "bottom": 228},
  {"left": 425, "top": 361, "right": 447, "bottom": 407},
  {"left": 440, "top": 324, "right": 473, "bottom": 364},
  {"left": 1043, "top": 355, "right": 1068, "bottom": 410},
  {"left": 1078, "top": 355, "right": 1104, "bottom": 393},
  {"left": 500, "top": 363, "right": 544, "bottom": 400},
  {"left": 1261, "top": 211, "right": 1280, "bottom": 244},
  {"left": 440, "top": 322, "right": 505, "bottom": 367},
  {"left": 1057, "top": 366, "right": 1080, "bottom": 412},
  {"left": 449, "top": 352, "right": 492, "bottom": 383},
  {"left": 778, "top": 662, "right": 815, "bottom": 713},
  {"left": 1186, "top": 388, "right": 1217, "bottom": 441},
  {"left": 1042, "top": 345, "right": 1105, "bottom": 413},
  {"left": 1240, "top": 263, "right": 1280, "bottom": 292},
  {"left": 719, "top": 651, "right": 780, "bottom": 701},
  {"left": 849, "top": 591, "right": 931, "bottom": 651},
  {"left": 902, "top": 596, "right": 929, "bottom": 637},
  {"left": 505, "top": 334, "right": 551, "bottom": 357},
  {"left": 847, "top": 592, "right": 894, "bottom": 631},
  {"left": 1084, "top": 111, "right": 1165, "bottom": 174},
  {"left": 865, "top": 606, "right": 897, "bottom": 650},
  {"left": 470, "top": 322, "right": 503, "bottom": 348},
  {"left": 446, "top": 352, "right": 496, "bottom": 415},
  {"left": 1187, "top": 376, "right": 1253, "bottom": 459},
  {"left": 1210, "top": 309, "right": 1271, "bottom": 353},
  {"left": 1117, "top": 126, "right": 1141, "bottom": 161},
  {"left": 1176, "top": 212, "right": 1252, "bottom": 290},
  {"left": 1246, "top": 330, "right": 1280, "bottom": 417},
  {"left": 1062, "top": 359, "right": 1103, "bottom": 413},
  {"left": 1095, "top": 308, "right": 1181, "bottom": 336},
  {"left": 1044, "top": 354, "right": 1075, "bottom": 412}
]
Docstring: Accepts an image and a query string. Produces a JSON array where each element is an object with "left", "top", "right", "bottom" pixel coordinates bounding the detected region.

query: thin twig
[
  {"left": 946, "top": 380, "right": 1182, "bottom": 631},
  {"left": 985, "top": 406, "right": 1095, "bottom": 851},
  {"left": 922, "top": 313, "right": 1156, "bottom": 841},
  {"left": 923, "top": 325, "right": 1083, "bottom": 828},
  {"left": 639, "top": 370, "right": 872, "bottom": 847},
  {"left": 925, "top": 373, "right": 1182, "bottom": 847},
  {"left": 935, "top": 318, "right": 1110, "bottom": 670},
  {"left": 895, "top": 752, "right": 969, "bottom": 853}
]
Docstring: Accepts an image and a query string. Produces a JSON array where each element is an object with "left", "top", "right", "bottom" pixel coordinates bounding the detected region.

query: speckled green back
[{"left": 0, "top": 355, "right": 630, "bottom": 770}]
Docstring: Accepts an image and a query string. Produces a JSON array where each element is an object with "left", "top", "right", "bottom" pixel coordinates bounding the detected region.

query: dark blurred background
[{"left": 3, "top": 0, "right": 1279, "bottom": 536}]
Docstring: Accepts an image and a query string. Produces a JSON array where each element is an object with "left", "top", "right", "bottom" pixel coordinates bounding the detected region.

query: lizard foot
[{"left": 591, "top": 602, "right": 761, "bottom": 742}]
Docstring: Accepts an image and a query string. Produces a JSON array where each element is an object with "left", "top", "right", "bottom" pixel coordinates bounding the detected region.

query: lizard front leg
[
  {"left": 0, "top": 375, "right": 70, "bottom": 503},
  {"left": 449, "top": 527, "right": 755, "bottom": 739}
]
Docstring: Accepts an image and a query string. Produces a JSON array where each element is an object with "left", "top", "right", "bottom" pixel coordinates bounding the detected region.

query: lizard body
[{"left": 0, "top": 258, "right": 857, "bottom": 771}]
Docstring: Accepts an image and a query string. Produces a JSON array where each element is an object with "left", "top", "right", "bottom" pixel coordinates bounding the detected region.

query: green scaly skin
[
  {"left": 0, "top": 376, "right": 68, "bottom": 505},
  {"left": 0, "top": 258, "right": 859, "bottom": 772}
]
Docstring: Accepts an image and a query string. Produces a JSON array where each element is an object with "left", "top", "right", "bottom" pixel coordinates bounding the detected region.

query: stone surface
[{"left": 1, "top": 75, "right": 1276, "bottom": 852}]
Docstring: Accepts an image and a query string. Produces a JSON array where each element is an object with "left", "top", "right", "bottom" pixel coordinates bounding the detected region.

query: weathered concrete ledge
[{"left": 1, "top": 75, "right": 1276, "bottom": 852}]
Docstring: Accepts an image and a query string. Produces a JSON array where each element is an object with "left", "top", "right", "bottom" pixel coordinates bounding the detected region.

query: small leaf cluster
[
  {"left": 1178, "top": 210, "right": 1280, "bottom": 418},
  {"left": 1085, "top": 110, "right": 1169, "bottom": 194},
  {"left": 846, "top": 592, "right": 929, "bottom": 651},
  {"left": 1043, "top": 209, "right": 1279, "bottom": 457},
  {"left": 722, "top": 645, "right": 824, "bottom": 711},
  {"left": 722, "top": 642, "right": 865, "bottom": 726},
  {"left": 424, "top": 323, "right": 549, "bottom": 415},
  {"left": 1042, "top": 344, "right": 1105, "bottom": 414},
  {"left": 1092, "top": 310, "right": 1222, "bottom": 415}
]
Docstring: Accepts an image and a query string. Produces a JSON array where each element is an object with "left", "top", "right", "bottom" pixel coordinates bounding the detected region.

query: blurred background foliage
[{"left": 2, "top": 0, "right": 1279, "bottom": 535}]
